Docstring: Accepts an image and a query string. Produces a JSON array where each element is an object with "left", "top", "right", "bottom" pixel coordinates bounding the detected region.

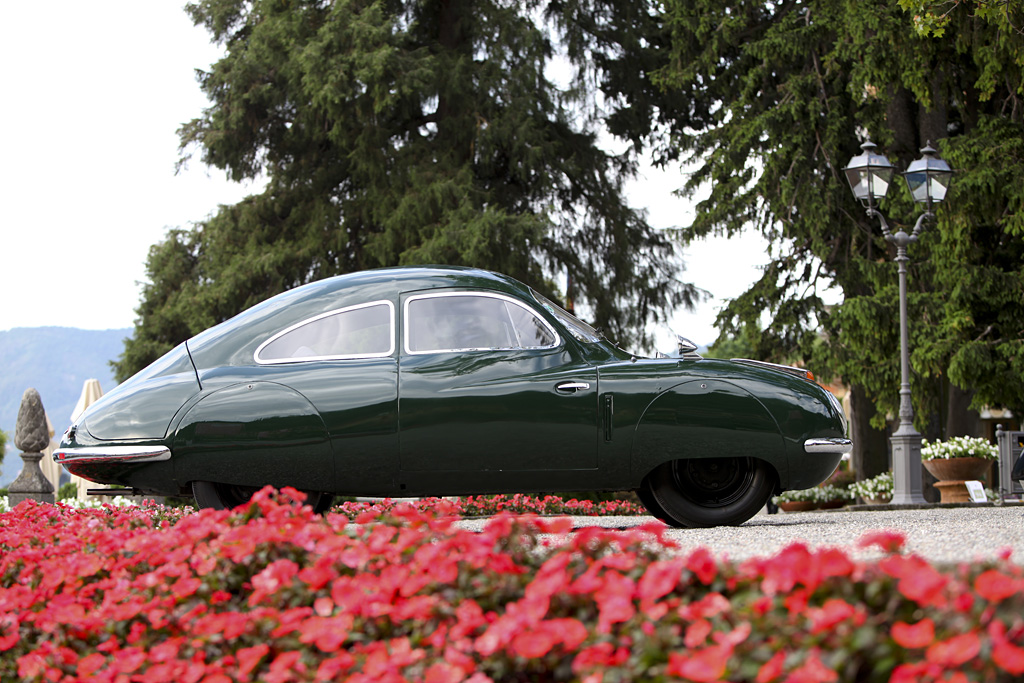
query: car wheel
[
  {"left": 191, "top": 481, "right": 334, "bottom": 513},
  {"left": 641, "top": 457, "right": 775, "bottom": 528},
  {"left": 635, "top": 485, "right": 673, "bottom": 525}
]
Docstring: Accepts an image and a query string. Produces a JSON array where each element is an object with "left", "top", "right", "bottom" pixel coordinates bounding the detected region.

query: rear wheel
[
  {"left": 191, "top": 481, "right": 334, "bottom": 513},
  {"left": 640, "top": 457, "right": 775, "bottom": 528}
]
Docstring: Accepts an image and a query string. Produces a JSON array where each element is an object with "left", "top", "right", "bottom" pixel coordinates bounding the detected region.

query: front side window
[
  {"left": 255, "top": 301, "right": 394, "bottom": 363},
  {"left": 405, "top": 292, "right": 558, "bottom": 353}
]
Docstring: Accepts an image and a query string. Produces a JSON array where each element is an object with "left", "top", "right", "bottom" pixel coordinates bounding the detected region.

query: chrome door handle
[{"left": 556, "top": 381, "right": 590, "bottom": 393}]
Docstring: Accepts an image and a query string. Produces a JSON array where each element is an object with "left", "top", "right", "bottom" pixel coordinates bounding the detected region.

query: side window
[
  {"left": 256, "top": 301, "right": 394, "bottom": 363},
  {"left": 406, "top": 293, "right": 557, "bottom": 353},
  {"left": 504, "top": 301, "right": 557, "bottom": 347}
]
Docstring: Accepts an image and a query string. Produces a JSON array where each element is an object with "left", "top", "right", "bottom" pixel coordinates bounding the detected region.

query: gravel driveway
[{"left": 457, "top": 504, "right": 1024, "bottom": 565}]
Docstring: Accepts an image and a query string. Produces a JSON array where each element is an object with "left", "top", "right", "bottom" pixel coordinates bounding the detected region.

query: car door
[
  {"left": 251, "top": 300, "right": 400, "bottom": 494},
  {"left": 397, "top": 291, "right": 598, "bottom": 486}
]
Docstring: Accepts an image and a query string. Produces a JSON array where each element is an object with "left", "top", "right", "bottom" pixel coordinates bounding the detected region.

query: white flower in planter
[{"left": 921, "top": 436, "right": 997, "bottom": 461}]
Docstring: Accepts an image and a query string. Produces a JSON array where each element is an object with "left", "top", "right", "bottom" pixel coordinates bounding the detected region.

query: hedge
[{"left": 0, "top": 488, "right": 1022, "bottom": 682}]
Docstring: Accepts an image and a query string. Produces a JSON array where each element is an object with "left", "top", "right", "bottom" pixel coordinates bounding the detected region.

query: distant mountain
[{"left": 0, "top": 327, "right": 129, "bottom": 486}]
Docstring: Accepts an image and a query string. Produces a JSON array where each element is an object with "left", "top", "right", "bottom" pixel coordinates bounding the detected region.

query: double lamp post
[{"left": 843, "top": 139, "right": 954, "bottom": 505}]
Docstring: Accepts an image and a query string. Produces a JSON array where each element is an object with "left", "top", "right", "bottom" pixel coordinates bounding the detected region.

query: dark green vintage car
[{"left": 54, "top": 266, "right": 850, "bottom": 527}]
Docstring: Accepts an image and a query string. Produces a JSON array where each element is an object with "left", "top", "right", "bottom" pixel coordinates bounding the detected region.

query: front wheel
[
  {"left": 191, "top": 481, "right": 334, "bottom": 514},
  {"left": 640, "top": 457, "right": 776, "bottom": 528}
]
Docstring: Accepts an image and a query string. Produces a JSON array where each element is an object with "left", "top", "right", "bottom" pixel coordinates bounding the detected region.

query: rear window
[{"left": 255, "top": 301, "right": 395, "bottom": 363}]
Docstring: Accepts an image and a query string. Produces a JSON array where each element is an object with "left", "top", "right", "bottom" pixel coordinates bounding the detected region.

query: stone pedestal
[
  {"left": 8, "top": 388, "right": 55, "bottom": 506},
  {"left": 8, "top": 452, "right": 54, "bottom": 506}
]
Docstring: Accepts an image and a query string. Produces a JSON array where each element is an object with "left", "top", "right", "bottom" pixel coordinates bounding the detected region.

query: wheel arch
[
  {"left": 171, "top": 381, "right": 334, "bottom": 492},
  {"left": 630, "top": 378, "right": 789, "bottom": 486}
]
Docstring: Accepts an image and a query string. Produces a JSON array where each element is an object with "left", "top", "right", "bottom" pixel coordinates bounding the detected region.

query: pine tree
[
  {"left": 654, "top": 0, "right": 1024, "bottom": 478},
  {"left": 114, "top": 0, "right": 699, "bottom": 380}
]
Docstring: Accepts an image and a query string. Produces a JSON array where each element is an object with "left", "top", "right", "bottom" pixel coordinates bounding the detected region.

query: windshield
[{"left": 531, "top": 290, "right": 603, "bottom": 343}]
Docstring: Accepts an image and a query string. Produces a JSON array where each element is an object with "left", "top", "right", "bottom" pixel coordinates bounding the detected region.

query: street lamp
[{"left": 844, "top": 139, "right": 953, "bottom": 505}]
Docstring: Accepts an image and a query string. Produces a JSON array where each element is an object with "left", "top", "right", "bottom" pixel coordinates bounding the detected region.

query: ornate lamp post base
[{"left": 890, "top": 427, "right": 926, "bottom": 505}]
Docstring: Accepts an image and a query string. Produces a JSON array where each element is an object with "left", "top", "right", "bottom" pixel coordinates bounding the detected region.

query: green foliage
[
  {"left": 57, "top": 481, "right": 78, "bottom": 501},
  {"left": 115, "top": 0, "right": 700, "bottom": 380},
  {"left": 654, "top": 0, "right": 1024, "bottom": 430},
  {"left": 0, "top": 429, "right": 6, "bottom": 467},
  {"left": 704, "top": 334, "right": 755, "bottom": 360}
]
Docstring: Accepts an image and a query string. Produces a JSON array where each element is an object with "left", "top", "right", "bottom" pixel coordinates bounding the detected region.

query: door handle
[{"left": 556, "top": 381, "right": 591, "bottom": 393}]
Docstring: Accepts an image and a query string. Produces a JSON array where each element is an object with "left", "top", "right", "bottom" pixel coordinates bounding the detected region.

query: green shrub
[{"left": 57, "top": 481, "right": 78, "bottom": 501}]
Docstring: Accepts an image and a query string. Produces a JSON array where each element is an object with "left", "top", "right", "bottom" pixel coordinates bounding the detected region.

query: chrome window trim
[
  {"left": 404, "top": 291, "right": 561, "bottom": 355},
  {"left": 254, "top": 300, "right": 396, "bottom": 364},
  {"left": 53, "top": 445, "right": 171, "bottom": 464}
]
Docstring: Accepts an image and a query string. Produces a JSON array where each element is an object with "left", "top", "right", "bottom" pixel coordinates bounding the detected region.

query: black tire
[
  {"left": 635, "top": 485, "right": 673, "bottom": 525},
  {"left": 191, "top": 481, "right": 334, "bottom": 514},
  {"left": 641, "top": 457, "right": 776, "bottom": 528}
]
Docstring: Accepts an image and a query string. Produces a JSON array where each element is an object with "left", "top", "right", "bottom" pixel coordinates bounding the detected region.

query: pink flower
[
  {"left": 638, "top": 559, "right": 684, "bottom": 608},
  {"left": 993, "top": 640, "right": 1024, "bottom": 675},
  {"left": 785, "top": 651, "right": 838, "bottom": 683},
  {"left": 974, "top": 569, "right": 1019, "bottom": 603},
  {"left": 666, "top": 644, "right": 731, "bottom": 682},
  {"left": 891, "top": 618, "right": 935, "bottom": 649},
  {"left": 755, "top": 651, "right": 786, "bottom": 683},
  {"left": 858, "top": 530, "right": 907, "bottom": 554},
  {"left": 249, "top": 559, "right": 300, "bottom": 604},
  {"left": 925, "top": 632, "right": 981, "bottom": 668},
  {"left": 687, "top": 547, "right": 718, "bottom": 584}
]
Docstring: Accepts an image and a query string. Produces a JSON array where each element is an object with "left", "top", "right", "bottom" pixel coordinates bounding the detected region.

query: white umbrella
[
  {"left": 39, "top": 413, "right": 60, "bottom": 494},
  {"left": 68, "top": 379, "right": 104, "bottom": 501}
]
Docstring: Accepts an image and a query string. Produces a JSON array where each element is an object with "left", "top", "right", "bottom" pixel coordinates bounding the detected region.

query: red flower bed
[
  {"left": 1, "top": 488, "right": 1022, "bottom": 682},
  {"left": 333, "top": 494, "right": 647, "bottom": 519}
]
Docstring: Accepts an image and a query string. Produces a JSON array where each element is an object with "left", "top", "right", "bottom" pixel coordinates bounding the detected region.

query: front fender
[
  {"left": 631, "top": 379, "right": 788, "bottom": 483},
  {"left": 172, "top": 382, "right": 334, "bottom": 491}
]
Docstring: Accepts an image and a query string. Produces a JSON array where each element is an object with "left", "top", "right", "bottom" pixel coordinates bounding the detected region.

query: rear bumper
[
  {"left": 803, "top": 438, "right": 853, "bottom": 455},
  {"left": 53, "top": 445, "right": 171, "bottom": 465}
]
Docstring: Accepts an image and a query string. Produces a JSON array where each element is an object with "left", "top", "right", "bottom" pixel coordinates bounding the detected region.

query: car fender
[
  {"left": 631, "top": 378, "right": 788, "bottom": 484},
  {"left": 171, "top": 381, "right": 334, "bottom": 492}
]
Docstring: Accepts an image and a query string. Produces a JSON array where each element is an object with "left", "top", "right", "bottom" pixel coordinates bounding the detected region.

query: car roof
[{"left": 186, "top": 266, "right": 538, "bottom": 369}]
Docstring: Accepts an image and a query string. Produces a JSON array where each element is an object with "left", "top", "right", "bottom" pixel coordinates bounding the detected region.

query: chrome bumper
[
  {"left": 53, "top": 445, "right": 171, "bottom": 465},
  {"left": 803, "top": 438, "right": 853, "bottom": 455}
]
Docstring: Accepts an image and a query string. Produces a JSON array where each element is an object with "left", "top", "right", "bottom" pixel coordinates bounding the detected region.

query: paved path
[{"left": 459, "top": 504, "right": 1024, "bottom": 564}]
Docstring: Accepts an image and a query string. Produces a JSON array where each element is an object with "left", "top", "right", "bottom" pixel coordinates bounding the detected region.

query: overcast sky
[{"left": 1, "top": 2, "right": 769, "bottom": 351}]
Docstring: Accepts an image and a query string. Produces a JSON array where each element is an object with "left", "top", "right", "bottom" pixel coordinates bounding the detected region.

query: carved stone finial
[
  {"left": 15, "top": 388, "right": 49, "bottom": 453},
  {"left": 9, "top": 388, "right": 55, "bottom": 506}
]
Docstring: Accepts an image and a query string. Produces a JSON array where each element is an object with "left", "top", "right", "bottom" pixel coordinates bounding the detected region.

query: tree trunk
[
  {"left": 886, "top": 85, "right": 918, "bottom": 161},
  {"left": 945, "top": 383, "right": 981, "bottom": 437},
  {"left": 849, "top": 383, "right": 889, "bottom": 480}
]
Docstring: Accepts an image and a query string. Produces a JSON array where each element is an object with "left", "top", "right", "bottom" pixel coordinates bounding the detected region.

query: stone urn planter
[
  {"left": 921, "top": 437, "right": 998, "bottom": 504},
  {"left": 924, "top": 457, "right": 992, "bottom": 503},
  {"left": 923, "top": 456, "right": 991, "bottom": 482},
  {"left": 778, "top": 501, "right": 818, "bottom": 512}
]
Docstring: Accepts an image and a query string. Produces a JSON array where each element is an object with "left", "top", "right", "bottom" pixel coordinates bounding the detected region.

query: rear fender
[{"left": 172, "top": 382, "right": 334, "bottom": 491}]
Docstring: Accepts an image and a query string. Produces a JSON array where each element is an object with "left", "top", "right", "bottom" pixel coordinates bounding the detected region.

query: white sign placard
[{"left": 964, "top": 480, "right": 987, "bottom": 503}]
